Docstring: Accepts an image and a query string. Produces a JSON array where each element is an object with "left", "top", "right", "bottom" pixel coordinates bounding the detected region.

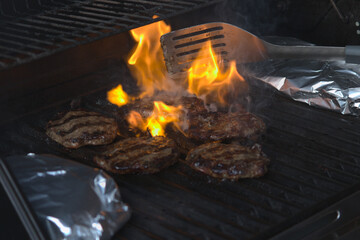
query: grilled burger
[
  {"left": 128, "top": 95, "right": 207, "bottom": 118},
  {"left": 185, "top": 111, "right": 266, "bottom": 143},
  {"left": 94, "top": 136, "right": 179, "bottom": 174},
  {"left": 46, "top": 110, "right": 118, "bottom": 149},
  {"left": 185, "top": 142, "right": 270, "bottom": 179}
]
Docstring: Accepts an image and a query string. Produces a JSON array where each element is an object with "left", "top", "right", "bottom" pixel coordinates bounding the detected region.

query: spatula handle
[
  {"left": 267, "top": 44, "right": 360, "bottom": 64},
  {"left": 345, "top": 46, "right": 360, "bottom": 64},
  {"left": 266, "top": 44, "right": 346, "bottom": 62}
]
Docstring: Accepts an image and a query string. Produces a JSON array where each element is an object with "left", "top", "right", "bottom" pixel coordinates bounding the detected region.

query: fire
[
  {"left": 108, "top": 18, "right": 181, "bottom": 137},
  {"left": 187, "top": 41, "right": 247, "bottom": 105},
  {"left": 127, "top": 16, "right": 171, "bottom": 98},
  {"left": 107, "top": 17, "right": 171, "bottom": 106},
  {"left": 127, "top": 101, "right": 183, "bottom": 137},
  {"left": 107, "top": 84, "right": 133, "bottom": 107},
  {"left": 107, "top": 19, "right": 248, "bottom": 139}
]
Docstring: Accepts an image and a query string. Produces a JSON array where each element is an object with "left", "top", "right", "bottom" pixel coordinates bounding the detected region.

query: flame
[
  {"left": 107, "top": 17, "right": 171, "bottom": 107},
  {"left": 107, "top": 84, "right": 134, "bottom": 107},
  {"left": 127, "top": 101, "right": 183, "bottom": 137},
  {"left": 187, "top": 41, "right": 246, "bottom": 105},
  {"left": 107, "top": 19, "right": 249, "bottom": 140},
  {"left": 127, "top": 16, "right": 171, "bottom": 98}
]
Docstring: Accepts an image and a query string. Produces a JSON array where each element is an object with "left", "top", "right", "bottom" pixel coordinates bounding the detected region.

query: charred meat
[
  {"left": 94, "top": 136, "right": 179, "bottom": 174},
  {"left": 127, "top": 96, "right": 158, "bottom": 119},
  {"left": 125, "top": 92, "right": 177, "bottom": 118},
  {"left": 185, "top": 142, "right": 270, "bottom": 179},
  {"left": 128, "top": 94, "right": 207, "bottom": 118},
  {"left": 185, "top": 111, "right": 265, "bottom": 143},
  {"left": 165, "top": 123, "right": 198, "bottom": 155},
  {"left": 46, "top": 110, "right": 118, "bottom": 149},
  {"left": 179, "top": 96, "right": 208, "bottom": 115}
]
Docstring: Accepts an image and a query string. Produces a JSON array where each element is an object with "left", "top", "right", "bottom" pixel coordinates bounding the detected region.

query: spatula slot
[
  {"left": 176, "top": 43, "right": 226, "bottom": 56},
  {"left": 177, "top": 50, "right": 228, "bottom": 64},
  {"left": 172, "top": 26, "right": 223, "bottom": 40},
  {"left": 174, "top": 35, "right": 224, "bottom": 49}
]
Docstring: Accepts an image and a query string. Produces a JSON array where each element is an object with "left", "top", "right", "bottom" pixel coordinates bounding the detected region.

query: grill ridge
[{"left": 0, "top": 0, "right": 222, "bottom": 70}]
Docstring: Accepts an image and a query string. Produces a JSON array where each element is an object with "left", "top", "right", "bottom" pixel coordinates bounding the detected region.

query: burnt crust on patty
[
  {"left": 128, "top": 95, "right": 207, "bottom": 118},
  {"left": 185, "top": 111, "right": 266, "bottom": 143},
  {"left": 46, "top": 110, "right": 118, "bottom": 149},
  {"left": 94, "top": 136, "right": 179, "bottom": 174},
  {"left": 185, "top": 142, "right": 270, "bottom": 179}
]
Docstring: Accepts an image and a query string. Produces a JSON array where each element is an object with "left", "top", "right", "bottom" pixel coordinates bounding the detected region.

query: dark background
[
  {"left": 1, "top": 0, "right": 360, "bottom": 46},
  {"left": 1, "top": 0, "right": 359, "bottom": 239},
  {"left": 224, "top": 0, "right": 360, "bottom": 46},
  {"left": 169, "top": 0, "right": 360, "bottom": 46}
]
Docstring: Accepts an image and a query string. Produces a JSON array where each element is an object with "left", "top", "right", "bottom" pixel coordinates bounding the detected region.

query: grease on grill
[
  {"left": 46, "top": 110, "right": 118, "bottom": 149},
  {"left": 94, "top": 136, "right": 179, "bottom": 174}
]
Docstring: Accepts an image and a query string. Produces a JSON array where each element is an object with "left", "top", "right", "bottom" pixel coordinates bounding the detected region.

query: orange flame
[
  {"left": 127, "top": 17, "right": 171, "bottom": 98},
  {"left": 107, "top": 20, "right": 249, "bottom": 139},
  {"left": 107, "top": 84, "right": 134, "bottom": 107},
  {"left": 107, "top": 17, "right": 171, "bottom": 107},
  {"left": 127, "top": 101, "right": 183, "bottom": 137},
  {"left": 187, "top": 41, "right": 246, "bottom": 105}
]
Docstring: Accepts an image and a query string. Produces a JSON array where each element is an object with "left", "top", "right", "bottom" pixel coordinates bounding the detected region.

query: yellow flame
[
  {"left": 127, "top": 17, "right": 171, "bottom": 98},
  {"left": 107, "top": 84, "right": 133, "bottom": 107},
  {"left": 107, "top": 17, "right": 171, "bottom": 107},
  {"left": 108, "top": 20, "right": 249, "bottom": 139},
  {"left": 127, "top": 101, "right": 183, "bottom": 137},
  {"left": 127, "top": 111, "right": 145, "bottom": 128},
  {"left": 187, "top": 41, "right": 246, "bottom": 105}
]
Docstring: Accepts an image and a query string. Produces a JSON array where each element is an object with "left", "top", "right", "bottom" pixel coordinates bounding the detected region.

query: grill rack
[
  {"left": 0, "top": 0, "right": 221, "bottom": 70},
  {"left": 1, "top": 73, "right": 360, "bottom": 239},
  {"left": 3, "top": 1, "right": 360, "bottom": 238}
]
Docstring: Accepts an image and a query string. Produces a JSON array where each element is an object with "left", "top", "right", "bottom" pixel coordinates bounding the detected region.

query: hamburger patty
[
  {"left": 165, "top": 123, "right": 198, "bottom": 155},
  {"left": 94, "top": 136, "right": 179, "bottom": 174},
  {"left": 46, "top": 110, "right": 118, "bottom": 149},
  {"left": 185, "top": 111, "right": 266, "bottom": 143},
  {"left": 185, "top": 142, "right": 270, "bottom": 179},
  {"left": 179, "top": 96, "right": 208, "bottom": 115},
  {"left": 128, "top": 95, "right": 207, "bottom": 118}
]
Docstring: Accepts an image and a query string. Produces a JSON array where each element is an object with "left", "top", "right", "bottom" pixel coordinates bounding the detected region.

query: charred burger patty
[
  {"left": 94, "top": 136, "right": 179, "bottom": 174},
  {"left": 46, "top": 110, "right": 118, "bottom": 149},
  {"left": 128, "top": 95, "right": 207, "bottom": 118},
  {"left": 185, "top": 142, "right": 270, "bottom": 179},
  {"left": 186, "top": 111, "right": 266, "bottom": 143}
]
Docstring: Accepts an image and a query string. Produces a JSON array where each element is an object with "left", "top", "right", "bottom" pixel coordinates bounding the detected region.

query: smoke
[
  {"left": 207, "top": 0, "right": 290, "bottom": 116},
  {"left": 212, "top": 0, "right": 288, "bottom": 37}
]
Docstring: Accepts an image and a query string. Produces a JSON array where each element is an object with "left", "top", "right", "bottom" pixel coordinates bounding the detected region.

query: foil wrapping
[
  {"left": 5, "top": 154, "right": 131, "bottom": 240},
  {"left": 248, "top": 60, "right": 360, "bottom": 115}
]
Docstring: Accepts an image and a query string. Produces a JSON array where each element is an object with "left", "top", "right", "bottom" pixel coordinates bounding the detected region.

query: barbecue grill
[{"left": 2, "top": 0, "right": 360, "bottom": 239}]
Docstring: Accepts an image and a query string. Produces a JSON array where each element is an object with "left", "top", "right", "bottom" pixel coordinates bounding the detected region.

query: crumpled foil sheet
[
  {"left": 242, "top": 36, "right": 360, "bottom": 115},
  {"left": 248, "top": 59, "right": 360, "bottom": 115},
  {"left": 5, "top": 154, "right": 131, "bottom": 240}
]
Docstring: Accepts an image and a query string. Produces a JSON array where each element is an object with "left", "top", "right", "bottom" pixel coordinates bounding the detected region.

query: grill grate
[
  {"left": 0, "top": 0, "right": 221, "bottom": 70},
  {"left": 1, "top": 75, "right": 360, "bottom": 239}
]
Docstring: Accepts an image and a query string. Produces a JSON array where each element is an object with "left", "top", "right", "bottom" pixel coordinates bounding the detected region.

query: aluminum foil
[
  {"left": 5, "top": 154, "right": 131, "bottom": 240},
  {"left": 242, "top": 36, "right": 360, "bottom": 115},
  {"left": 247, "top": 59, "right": 360, "bottom": 115}
]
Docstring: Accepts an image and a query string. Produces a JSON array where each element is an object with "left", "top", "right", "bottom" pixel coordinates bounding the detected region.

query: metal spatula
[{"left": 160, "top": 22, "right": 360, "bottom": 79}]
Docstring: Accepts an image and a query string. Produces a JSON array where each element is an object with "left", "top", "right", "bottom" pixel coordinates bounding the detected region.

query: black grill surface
[
  {"left": 0, "top": 0, "right": 220, "bottom": 70},
  {"left": 1, "top": 75, "right": 360, "bottom": 239}
]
